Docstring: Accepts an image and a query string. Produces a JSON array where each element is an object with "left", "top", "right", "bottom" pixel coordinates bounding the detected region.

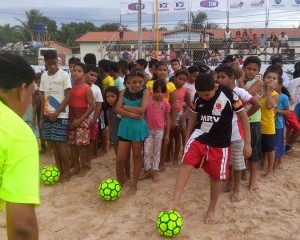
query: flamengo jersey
[{"left": 190, "top": 85, "right": 244, "bottom": 147}]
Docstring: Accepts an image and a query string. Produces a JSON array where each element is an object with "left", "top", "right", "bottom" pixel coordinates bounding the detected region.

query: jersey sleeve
[
  {"left": 232, "top": 91, "right": 244, "bottom": 113},
  {"left": 63, "top": 71, "right": 72, "bottom": 90},
  {"left": 190, "top": 96, "right": 200, "bottom": 113},
  {"left": 39, "top": 73, "right": 46, "bottom": 92},
  {"left": 282, "top": 94, "right": 290, "bottom": 109},
  {"left": 95, "top": 87, "right": 103, "bottom": 103}
]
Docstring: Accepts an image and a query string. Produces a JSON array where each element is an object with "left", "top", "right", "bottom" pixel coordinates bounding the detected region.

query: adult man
[
  {"left": 0, "top": 53, "right": 39, "bottom": 239},
  {"left": 278, "top": 32, "right": 289, "bottom": 52}
]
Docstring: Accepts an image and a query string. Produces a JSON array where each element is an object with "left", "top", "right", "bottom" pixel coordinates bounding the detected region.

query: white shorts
[{"left": 231, "top": 140, "right": 246, "bottom": 171}]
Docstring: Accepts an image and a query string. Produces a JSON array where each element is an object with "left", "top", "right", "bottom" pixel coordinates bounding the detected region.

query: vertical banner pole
[
  {"left": 156, "top": 0, "right": 159, "bottom": 59},
  {"left": 138, "top": 0, "right": 142, "bottom": 59}
]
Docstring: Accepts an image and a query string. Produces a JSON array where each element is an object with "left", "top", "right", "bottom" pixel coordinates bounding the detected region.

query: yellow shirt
[
  {"left": 260, "top": 90, "right": 278, "bottom": 134},
  {"left": 0, "top": 101, "right": 40, "bottom": 210},
  {"left": 102, "top": 75, "right": 115, "bottom": 90},
  {"left": 146, "top": 80, "right": 176, "bottom": 102}
]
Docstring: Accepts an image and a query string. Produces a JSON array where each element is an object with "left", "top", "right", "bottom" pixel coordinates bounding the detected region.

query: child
[
  {"left": 260, "top": 66, "right": 279, "bottom": 178},
  {"left": 106, "top": 86, "right": 131, "bottom": 182},
  {"left": 146, "top": 61, "right": 177, "bottom": 170},
  {"left": 169, "top": 74, "right": 251, "bottom": 224},
  {"left": 116, "top": 68, "right": 149, "bottom": 194},
  {"left": 168, "top": 69, "right": 191, "bottom": 164},
  {"left": 140, "top": 80, "right": 171, "bottom": 182},
  {"left": 242, "top": 56, "right": 263, "bottom": 191},
  {"left": 168, "top": 58, "right": 181, "bottom": 78},
  {"left": 40, "top": 50, "right": 72, "bottom": 182},
  {"left": 68, "top": 57, "right": 81, "bottom": 82},
  {"left": 215, "top": 64, "right": 260, "bottom": 202},
  {"left": 274, "top": 77, "right": 290, "bottom": 170},
  {"left": 110, "top": 62, "right": 125, "bottom": 91},
  {"left": 68, "top": 63, "right": 95, "bottom": 177},
  {"left": 184, "top": 66, "right": 199, "bottom": 111},
  {"left": 85, "top": 65, "right": 103, "bottom": 167},
  {"left": 136, "top": 59, "right": 150, "bottom": 82}
]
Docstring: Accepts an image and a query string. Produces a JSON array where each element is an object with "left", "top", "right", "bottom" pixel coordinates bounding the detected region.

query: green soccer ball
[
  {"left": 156, "top": 210, "right": 183, "bottom": 237},
  {"left": 40, "top": 165, "right": 60, "bottom": 185},
  {"left": 98, "top": 178, "right": 121, "bottom": 201}
]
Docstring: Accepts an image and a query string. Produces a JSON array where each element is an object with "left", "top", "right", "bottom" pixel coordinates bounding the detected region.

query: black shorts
[
  {"left": 261, "top": 134, "right": 276, "bottom": 152},
  {"left": 249, "top": 122, "right": 262, "bottom": 162}
]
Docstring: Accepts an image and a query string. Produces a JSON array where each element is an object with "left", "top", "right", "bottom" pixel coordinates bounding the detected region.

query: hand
[
  {"left": 131, "top": 113, "right": 143, "bottom": 120},
  {"left": 31, "top": 117, "right": 36, "bottom": 128},
  {"left": 267, "top": 82, "right": 276, "bottom": 91},
  {"left": 243, "top": 143, "right": 252, "bottom": 159},
  {"left": 170, "top": 121, "right": 176, "bottom": 129},
  {"left": 164, "top": 135, "right": 169, "bottom": 145},
  {"left": 178, "top": 116, "right": 185, "bottom": 126},
  {"left": 49, "top": 112, "right": 59, "bottom": 123},
  {"left": 72, "top": 119, "right": 81, "bottom": 128}
]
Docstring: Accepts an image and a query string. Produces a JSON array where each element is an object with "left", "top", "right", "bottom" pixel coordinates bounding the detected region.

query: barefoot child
[
  {"left": 106, "top": 86, "right": 131, "bottom": 181},
  {"left": 274, "top": 77, "right": 290, "bottom": 170},
  {"left": 215, "top": 64, "right": 260, "bottom": 202},
  {"left": 260, "top": 66, "right": 279, "bottom": 178},
  {"left": 140, "top": 80, "right": 171, "bottom": 182},
  {"left": 116, "top": 68, "right": 149, "bottom": 194},
  {"left": 85, "top": 65, "right": 103, "bottom": 167},
  {"left": 169, "top": 74, "right": 251, "bottom": 224},
  {"left": 68, "top": 63, "right": 95, "bottom": 177}
]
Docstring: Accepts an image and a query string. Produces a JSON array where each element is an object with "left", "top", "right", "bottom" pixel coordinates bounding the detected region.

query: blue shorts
[
  {"left": 261, "top": 134, "right": 276, "bottom": 152},
  {"left": 275, "top": 128, "right": 284, "bottom": 157},
  {"left": 249, "top": 122, "right": 262, "bottom": 162},
  {"left": 43, "top": 115, "right": 68, "bottom": 142}
]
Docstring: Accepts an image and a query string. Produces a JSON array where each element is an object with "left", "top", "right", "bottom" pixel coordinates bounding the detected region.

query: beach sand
[{"left": 0, "top": 144, "right": 299, "bottom": 240}]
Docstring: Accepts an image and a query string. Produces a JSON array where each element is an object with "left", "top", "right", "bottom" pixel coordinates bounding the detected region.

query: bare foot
[
  {"left": 249, "top": 183, "right": 259, "bottom": 191},
  {"left": 59, "top": 173, "right": 71, "bottom": 183},
  {"left": 152, "top": 171, "right": 160, "bottom": 183},
  {"left": 168, "top": 201, "right": 181, "bottom": 212},
  {"left": 139, "top": 170, "right": 152, "bottom": 180},
  {"left": 262, "top": 172, "right": 273, "bottom": 178},
  {"left": 125, "top": 177, "right": 132, "bottom": 183},
  {"left": 70, "top": 168, "right": 80, "bottom": 176},
  {"left": 159, "top": 165, "right": 166, "bottom": 172},
  {"left": 205, "top": 211, "right": 216, "bottom": 224},
  {"left": 222, "top": 183, "right": 233, "bottom": 193},
  {"left": 98, "top": 149, "right": 108, "bottom": 157},
  {"left": 278, "top": 164, "right": 284, "bottom": 170},
  {"left": 231, "top": 191, "right": 240, "bottom": 203},
  {"left": 78, "top": 169, "right": 87, "bottom": 177},
  {"left": 86, "top": 163, "right": 91, "bottom": 170},
  {"left": 127, "top": 185, "right": 137, "bottom": 195}
]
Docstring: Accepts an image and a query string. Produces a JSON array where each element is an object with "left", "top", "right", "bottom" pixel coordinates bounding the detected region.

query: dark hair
[
  {"left": 149, "top": 59, "right": 158, "bottom": 68},
  {"left": 195, "top": 74, "right": 216, "bottom": 92},
  {"left": 110, "top": 62, "right": 120, "bottom": 73},
  {"left": 35, "top": 72, "right": 42, "bottom": 80},
  {"left": 68, "top": 56, "right": 81, "bottom": 65},
  {"left": 86, "top": 64, "right": 98, "bottom": 73},
  {"left": 118, "top": 60, "right": 129, "bottom": 75},
  {"left": 105, "top": 86, "right": 119, "bottom": 107},
  {"left": 198, "top": 64, "right": 210, "bottom": 74},
  {"left": 188, "top": 66, "right": 199, "bottom": 74},
  {"left": 171, "top": 58, "right": 180, "bottom": 64},
  {"left": 74, "top": 62, "right": 87, "bottom": 73},
  {"left": 263, "top": 66, "right": 280, "bottom": 79},
  {"left": 124, "top": 74, "right": 130, "bottom": 84},
  {"left": 293, "top": 69, "right": 300, "bottom": 79},
  {"left": 294, "top": 62, "right": 300, "bottom": 71},
  {"left": 129, "top": 67, "right": 145, "bottom": 78},
  {"left": 128, "top": 63, "right": 138, "bottom": 72},
  {"left": 271, "top": 57, "right": 283, "bottom": 65},
  {"left": 136, "top": 59, "right": 148, "bottom": 69},
  {"left": 215, "top": 64, "right": 236, "bottom": 79},
  {"left": 243, "top": 56, "right": 261, "bottom": 70},
  {"left": 278, "top": 76, "right": 283, "bottom": 85},
  {"left": 83, "top": 53, "right": 96, "bottom": 65},
  {"left": 44, "top": 50, "right": 58, "bottom": 61},
  {"left": 175, "top": 69, "right": 189, "bottom": 78},
  {"left": 0, "top": 53, "right": 35, "bottom": 90},
  {"left": 156, "top": 61, "right": 168, "bottom": 69},
  {"left": 98, "top": 59, "right": 111, "bottom": 73},
  {"left": 153, "top": 79, "right": 167, "bottom": 93},
  {"left": 168, "top": 76, "right": 175, "bottom": 83}
]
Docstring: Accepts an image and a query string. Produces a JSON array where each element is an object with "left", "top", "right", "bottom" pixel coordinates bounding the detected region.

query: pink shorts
[
  {"left": 90, "top": 121, "right": 99, "bottom": 141},
  {"left": 182, "top": 139, "right": 231, "bottom": 180},
  {"left": 68, "top": 119, "right": 90, "bottom": 146},
  {"left": 285, "top": 110, "right": 300, "bottom": 131}
]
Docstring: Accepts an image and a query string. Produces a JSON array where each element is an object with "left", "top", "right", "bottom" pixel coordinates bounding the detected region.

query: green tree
[
  {"left": 98, "top": 23, "right": 119, "bottom": 31},
  {"left": 191, "top": 12, "right": 208, "bottom": 30},
  {"left": 0, "top": 24, "right": 24, "bottom": 43},
  {"left": 16, "top": 9, "right": 57, "bottom": 41}
]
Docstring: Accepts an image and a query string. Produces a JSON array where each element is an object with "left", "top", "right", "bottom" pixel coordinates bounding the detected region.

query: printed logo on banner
[
  {"left": 229, "top": 1, "right": 244, "bottom": 9},
  {"left": 295, "top": 0, "right": 300, "bottom": 4},
  {"left": 250, "top": 0, "right": 265, "bottom": 7},
  {"left": 128, "top": 3, "right": 145, "bottom": 11},
  {"left": 176, "top": 2, "right": 185, "bottom": 7},
  {"left": 274, "top": 0, "right": 281, "bottom": 4},
  {"left": 160, "top": 3, "right": 168, "bottom": 8},
  {"left": 200, "top": 0, "right": 219, "bottom": 8}
]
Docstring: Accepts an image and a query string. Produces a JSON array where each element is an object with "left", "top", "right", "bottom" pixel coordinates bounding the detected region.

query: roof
[
  {"left": 76, "top": 31, "right": 169, "bottom": 43},
  {"left": 76, "top": 28, "right": 300, "bottom": 43}
]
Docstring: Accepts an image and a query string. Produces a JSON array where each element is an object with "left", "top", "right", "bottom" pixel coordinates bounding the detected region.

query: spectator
[
  {"left": 270, "top": 32, "right": 279, "bottom": 54},
  {"left": 150, "top": 49, "right": 157, "bottom": 60},
  {"left": 122, "top": 48, "right": 130, "bottom": 62},
  {"left": 210, "top": 50, "right": 220, "bottom": 66},
  {"left": 242, "top": 29, "right": 248, "bottom": 42},
  {"left": 278, "top": 32, "right": 289, "bottom": 52},
  {"left": 180, "top": 49, "right": 190, "bottom": 67},
  {"left": 258, "top": 33, "right": 267, "bottom": 53},
  {"left": 128, "top": 48, "right": 136, "bottom": 63},
  {"left": 235, "top": 30, "right": 241, "bottom": 42},
  {"left": 118, "top": 24, "right": 124, "bottom": 41},
  {"left": 169, "top": 48, "right": 177, "bottom": 61},
  {"left": 247, "top": 29, "right": 254, "bottom": 41},
  {"left": 249, "top": 33, "right": 260, "bottom": 54},
  {"left": 104, "top": 50, "right": 114, "bottom": 61},
  {"left": 224, "top": 27, "right": 232, "bottom": 53},
  {"left": 160, "top": 49, "right": 168, "bottom": 62}
]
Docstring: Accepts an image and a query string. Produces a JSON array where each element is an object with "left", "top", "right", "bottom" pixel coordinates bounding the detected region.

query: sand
[{"left": 0, "top": 144, "right": 300, "bottom": 240}]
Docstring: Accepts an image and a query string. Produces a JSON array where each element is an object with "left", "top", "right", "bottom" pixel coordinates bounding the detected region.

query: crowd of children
[{"left": 29, "top": 50, "right": 300, "bottom": 224}]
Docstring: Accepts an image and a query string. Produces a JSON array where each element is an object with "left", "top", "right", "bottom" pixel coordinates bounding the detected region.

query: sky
[{"left": 0, "top": 0, "right": 299, "bottom": 29}]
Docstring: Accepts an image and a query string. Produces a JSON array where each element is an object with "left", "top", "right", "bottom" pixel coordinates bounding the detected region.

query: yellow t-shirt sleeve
[
  {"left": 102, "top": 76, "right": 115, "bottom": 90},
  {"left": 146, "top": 80, "right": 154, "bottom": 96},
  {"left": 167, "top": 82, "right": 176, "bottom": 93}
]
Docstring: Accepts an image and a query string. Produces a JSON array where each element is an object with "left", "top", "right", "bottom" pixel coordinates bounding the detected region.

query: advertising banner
[
  {"left": 120, "top": 2, "right": 154, "bottom": 15},
  {"left": 158, "top": 1, "right": 189, "bottom": 12},
  {"left": 228, "top": 0, "right": 267, "bottom": 11},
  {"left": 269, "top": 0, "right": 300, "bottom": 10},
  {"left": 191, "top": 0, "right": 228, "bottom": 11}
]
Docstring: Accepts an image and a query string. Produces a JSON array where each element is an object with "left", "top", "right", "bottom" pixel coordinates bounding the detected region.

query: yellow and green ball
[
  {"left": 40, "top": 165, "right": 60, "bottom": 185},
  {"left": 98, "top": 178, "right": 121, "bottom": 201},
  {"left": 156, "top": 210, "right": 183, "bottom": 237}
]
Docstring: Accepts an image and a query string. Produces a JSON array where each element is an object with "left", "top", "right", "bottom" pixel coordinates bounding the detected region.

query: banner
[
  {"left": 158, "top": 1, "right": 189, "bottom": 12},
  {"left": 120, "top": 2, "right": 154, "bottom": 15},
  {"left": 191, "top": 0, "right": 228, "bottom": 11},
  {"left": 269, "top": 0, "right": 300, "bottom": 10},
  {"left": 228, "top": 0, "right": 267, "bottom": 11}
]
